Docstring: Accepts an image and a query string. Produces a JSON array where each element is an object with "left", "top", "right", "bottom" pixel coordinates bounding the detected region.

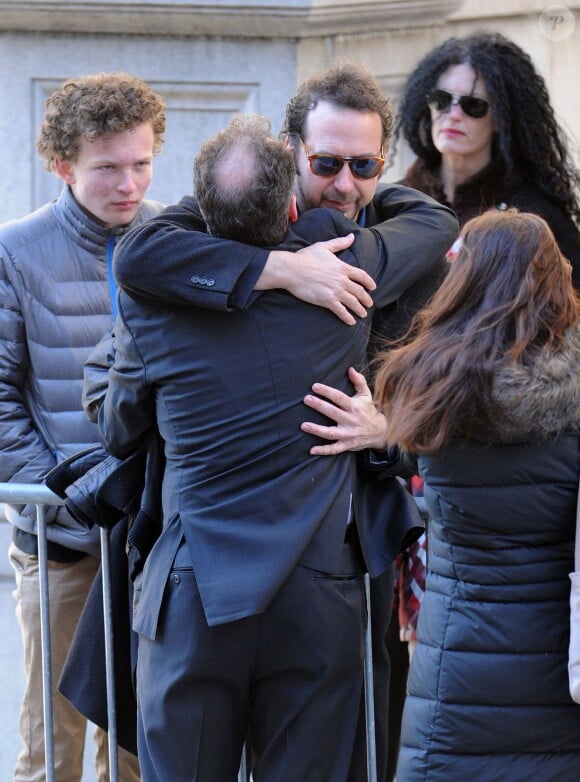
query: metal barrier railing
[
  {"left": 0, "top": 483, "right": 122, "bottom": 782},
  {"left": 0, "top": 484, "right": 257, "bottom": 782},
  {"left": 0, "top": 484, "right": 426, "bottom": 782},
  {"left": 1, "top": 484, "right": 62, "bottom": 782}
]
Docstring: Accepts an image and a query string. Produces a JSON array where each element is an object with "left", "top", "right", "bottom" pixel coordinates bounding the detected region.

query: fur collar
[
  {"left": 401, "top": 157, "right": 520, "bottom": 227},
  {"left": 491, "top": 326, "right": 580, "bottom": 441}
]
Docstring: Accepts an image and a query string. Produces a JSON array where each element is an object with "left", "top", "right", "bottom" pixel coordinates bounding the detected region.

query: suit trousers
[
  {"left": 9, "top": 542, "right": 140, "bottom": 782},
  {"left": 137, "top": 537, "right": 366, "bottom": 782}
]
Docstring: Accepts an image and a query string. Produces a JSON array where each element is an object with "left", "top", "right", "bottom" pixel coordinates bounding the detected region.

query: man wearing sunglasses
[
  {"left": 280, "top": 60, "right": 458, "bottom": 782},
  {"left": 111, "top": 58, "right": 457, "bottom": 782},
  {"left": 116, "top": 61, "right": 456, "bottom": 331}
]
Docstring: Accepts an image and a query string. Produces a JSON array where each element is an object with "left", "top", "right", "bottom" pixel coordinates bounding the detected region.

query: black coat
[
  {"left": 100, "top": 207, "right": 425, "bottom": 632},
  {"left": 51, "top": 205, "right": 431, "bottom": 751},
  {"left": 46, "top": 436, "right": 164, "bottom": 755},
  {"left": 402, "top": 157, "right": 580, "bottom": 288}
]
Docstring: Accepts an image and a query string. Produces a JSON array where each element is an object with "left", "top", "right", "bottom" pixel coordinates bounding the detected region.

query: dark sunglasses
[
  {"left": 426, "top": 88, "right": 491, "bottom": 119},
  {"left": 299, "top": 138, "right": 385, "bottom": 180}
]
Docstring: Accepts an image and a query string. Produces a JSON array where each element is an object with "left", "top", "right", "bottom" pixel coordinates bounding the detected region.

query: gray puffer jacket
[{"left": 0, "top": 186, "right": 163, "bottom": 556}]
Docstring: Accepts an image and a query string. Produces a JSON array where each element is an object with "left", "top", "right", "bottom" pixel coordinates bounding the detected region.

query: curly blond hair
[{"left": 37, "top": 72, "right": 166, "bottom": 170}]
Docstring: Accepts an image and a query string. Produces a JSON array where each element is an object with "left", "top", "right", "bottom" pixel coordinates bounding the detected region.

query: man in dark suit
[
  {"left": 112, "top": 60, "right": 457, "bottom": 781},
  {"left": 99, "top": 113, "right": 422, "bottom": 781}
]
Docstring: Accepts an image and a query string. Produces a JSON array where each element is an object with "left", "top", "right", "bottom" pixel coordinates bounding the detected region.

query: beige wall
[
  {"left": 0, "top": 1, "right": 577, "bottom": 221},
  {"left": 295, "top": 1, "right": 580, "bottom": 179}
]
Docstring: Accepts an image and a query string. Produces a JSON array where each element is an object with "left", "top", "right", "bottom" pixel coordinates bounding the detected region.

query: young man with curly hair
[{"left": 0, "top": 72, "right": 166, "bottom": 782}]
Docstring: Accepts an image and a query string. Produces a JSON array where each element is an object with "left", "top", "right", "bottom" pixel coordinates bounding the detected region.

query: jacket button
[{"left": 190, "top": 275, "right": 215, "bottom": 287}]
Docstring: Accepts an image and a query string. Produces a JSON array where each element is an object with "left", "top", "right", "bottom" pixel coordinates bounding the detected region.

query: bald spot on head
[{"left": 215, "top": 143, "right": 255, "bottom": 191}]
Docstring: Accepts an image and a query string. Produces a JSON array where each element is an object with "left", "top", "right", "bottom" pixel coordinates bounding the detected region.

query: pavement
[{"left": 0, "top": 519, "right": 97, "bottom": 781}]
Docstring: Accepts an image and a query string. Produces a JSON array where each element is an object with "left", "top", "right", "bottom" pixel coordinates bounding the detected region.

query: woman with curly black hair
[
  {"left": 384, "top": 41, "right": 580, "bottom": 776},
  {"left": 396, "top": 31, "right": 580, "bottom": 283}
]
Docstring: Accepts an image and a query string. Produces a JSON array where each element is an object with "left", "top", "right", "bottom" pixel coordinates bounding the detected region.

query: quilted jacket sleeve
[{"left": 0, "top": 243, "right": 58, "bottom": 485}]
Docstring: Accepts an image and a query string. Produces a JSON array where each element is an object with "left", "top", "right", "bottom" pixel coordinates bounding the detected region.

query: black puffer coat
[{"left": 398, "top": 326, "right": 580, "bottom": 782}]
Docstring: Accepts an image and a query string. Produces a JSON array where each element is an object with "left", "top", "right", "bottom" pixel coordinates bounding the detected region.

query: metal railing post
[
  {"left": 100, "top": 526, "right": 119, "bottom": 782},
  {"left": 36, "top": 500, "right": 56, "bottom": 782},
  {"left": 363, "top": 572, "right": 377, "bottom": 782},
  {"left": 238, "top": 744, "right": 249, "bottom": 782},
  {"left": 0, "top": 483, "right": 64, "bottom": 782}
]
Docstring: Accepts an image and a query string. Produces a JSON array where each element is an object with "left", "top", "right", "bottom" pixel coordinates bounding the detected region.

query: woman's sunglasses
[
  {"left": 426, "top": 88, "right": 491, "bottom": 119},
  {"left": 299, "top": 138, "right": 385, "bottom": 180}
]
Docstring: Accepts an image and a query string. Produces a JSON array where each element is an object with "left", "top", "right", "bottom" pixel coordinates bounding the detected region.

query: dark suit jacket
[{"left": 100, "top": 207, "right": 424, "bottom": 633}]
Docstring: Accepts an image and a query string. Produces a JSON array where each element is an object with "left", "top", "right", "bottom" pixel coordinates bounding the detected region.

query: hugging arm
[
  {"left": 301, "top": 189, "right": 458, "bottom": 457},
  {"left": 114, "top": 197, "right": 376, "bottom": 325},
  {"left": 114, "top": 198, "right": 268, "bottom": 312},
  {"left": 367, "top": 184, "right": 457, "bottom": 310}
]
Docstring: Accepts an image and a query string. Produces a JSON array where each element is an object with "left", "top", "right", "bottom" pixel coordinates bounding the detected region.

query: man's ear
[
  {"left": 54, "top": 159, "right": 75, "bottom": 185},
  {"left": 288, "top": 193, "right": 298, "bottom": 223}
]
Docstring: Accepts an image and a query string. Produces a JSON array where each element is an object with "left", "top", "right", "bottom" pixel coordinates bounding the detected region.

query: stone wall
[{"left": 0, "top": 0, "right": 577, "bottom": 222}]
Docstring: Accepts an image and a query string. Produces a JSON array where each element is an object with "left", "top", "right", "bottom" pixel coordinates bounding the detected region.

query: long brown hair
[{"left": 373, "top": 209, "right": 579, "bottom": 453}]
